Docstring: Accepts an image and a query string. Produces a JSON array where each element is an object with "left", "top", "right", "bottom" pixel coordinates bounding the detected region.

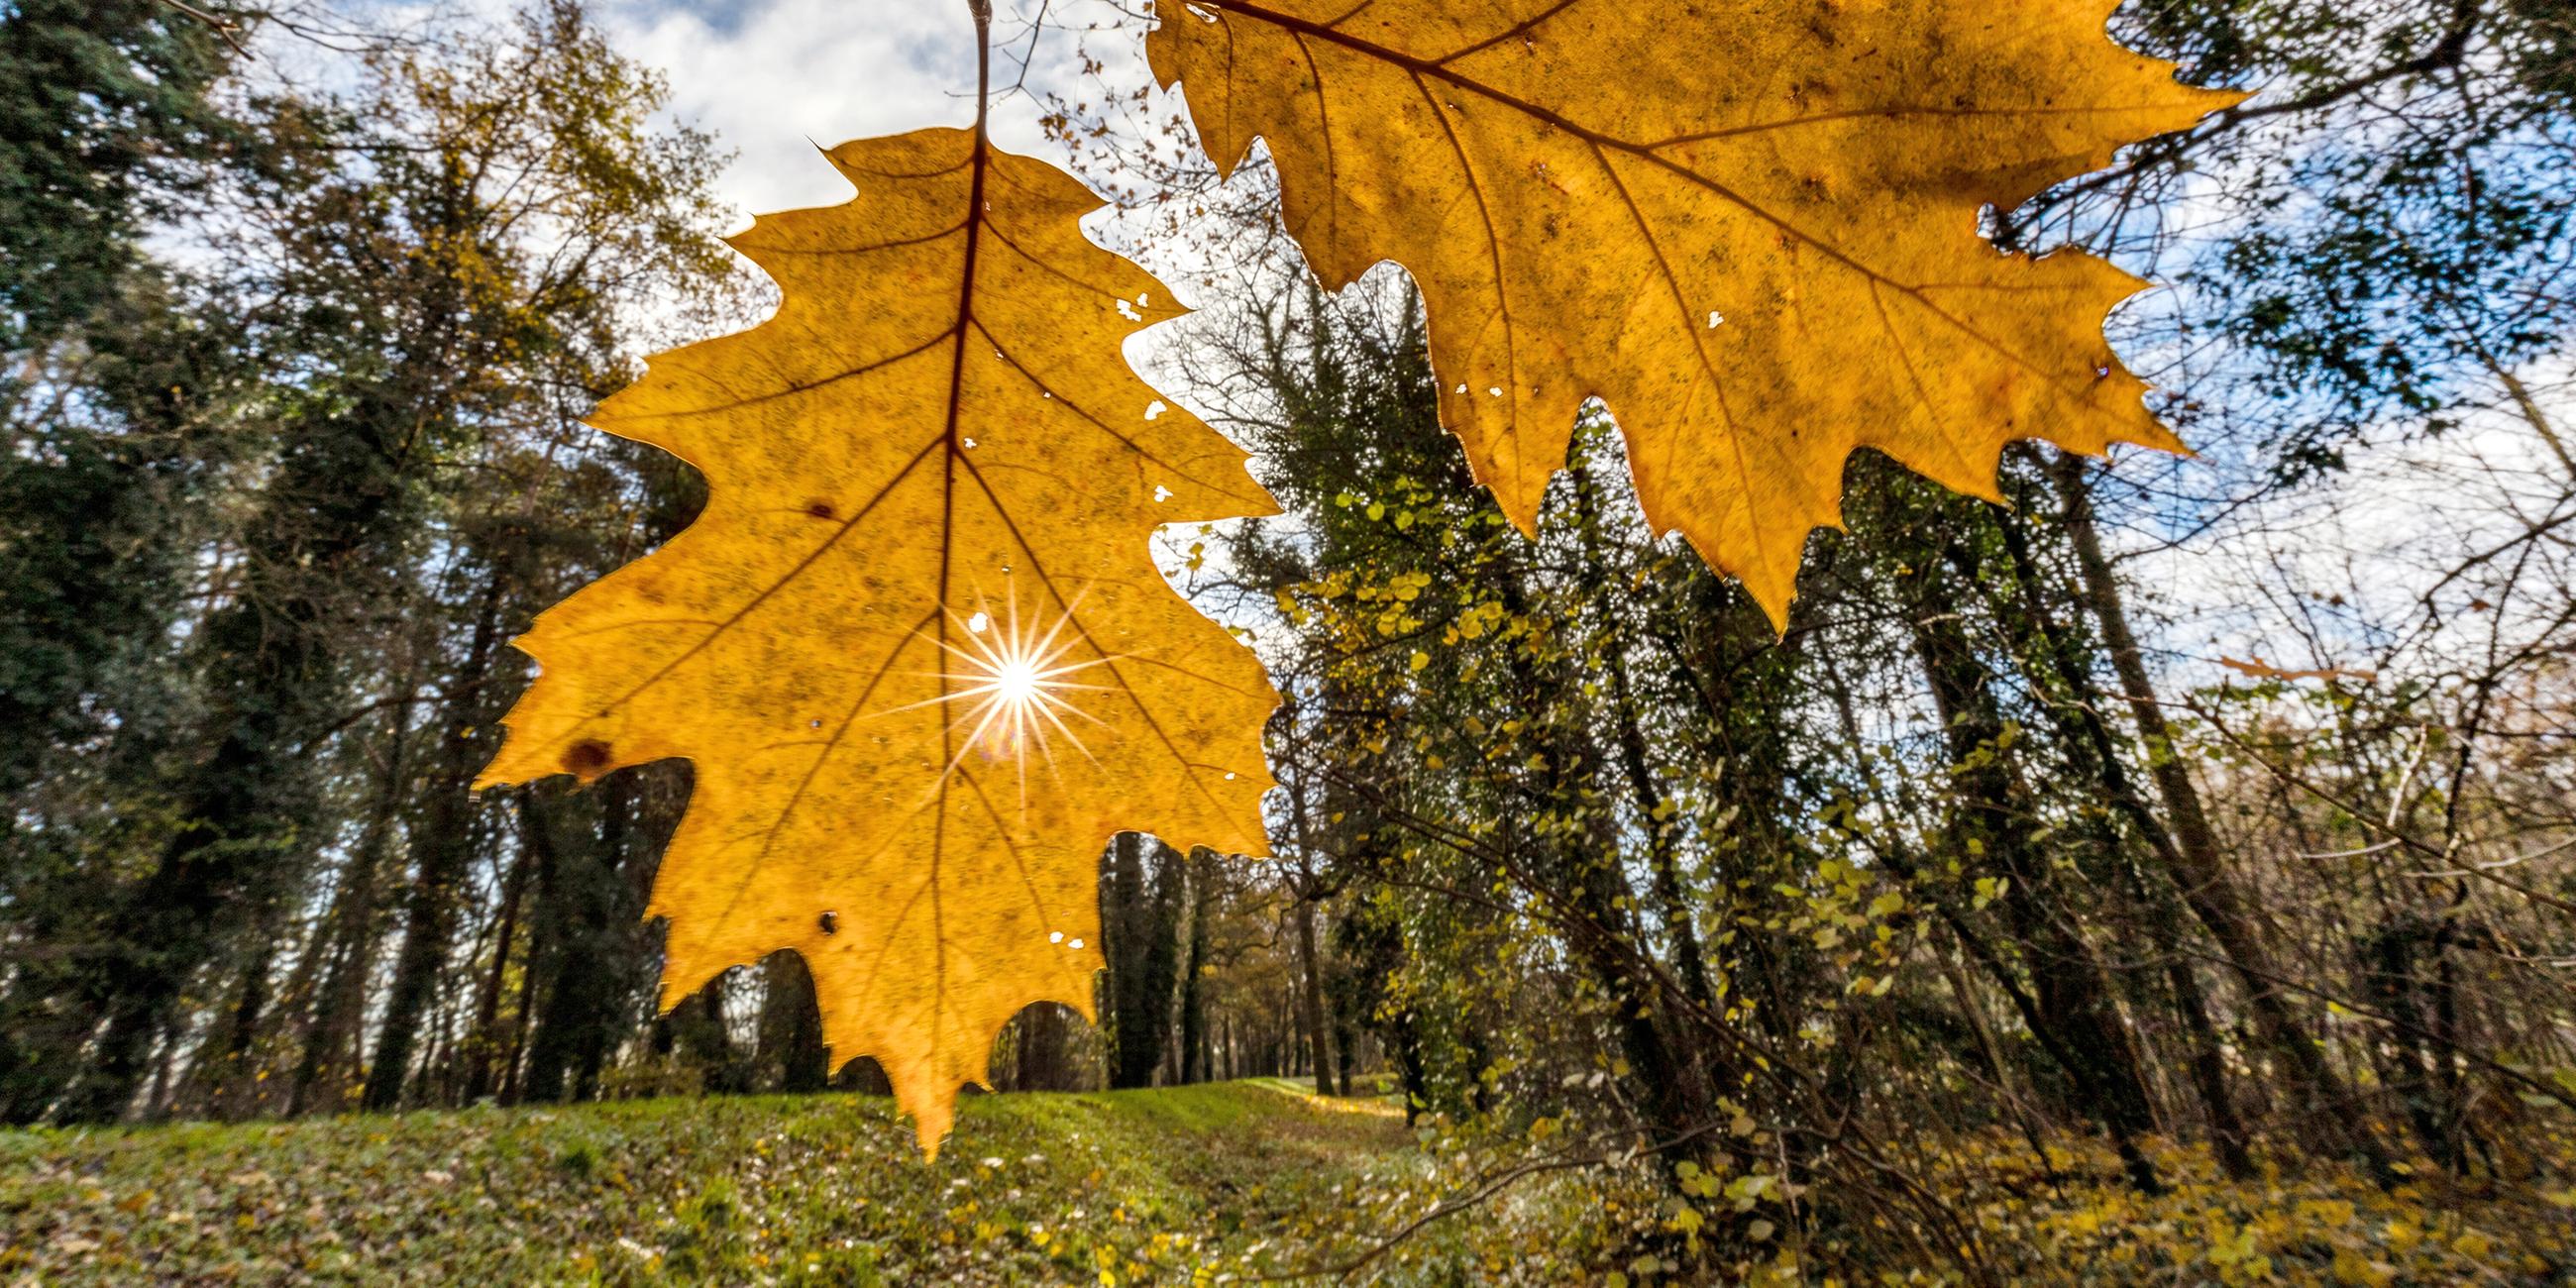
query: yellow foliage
[
  {"left": 1150, "top": 0, "right": 2237, "bottom": 625},
  {"left": 1933, "top": 1128, "right": 2572, "bottom": 1287},
  {"left": 479, "top": 129, "right": 1278, "bottom": 1155}
]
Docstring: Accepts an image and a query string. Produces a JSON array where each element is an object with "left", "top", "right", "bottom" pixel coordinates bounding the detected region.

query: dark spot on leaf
[
  {"left": 805, "top": 499, "right": 836, "bottom": 519},
  {"left": 818, "top": 911, "right": 839, "bottom": 935},
  {"left": 565, "top": 739, "right": 614, "bottom": 775}
]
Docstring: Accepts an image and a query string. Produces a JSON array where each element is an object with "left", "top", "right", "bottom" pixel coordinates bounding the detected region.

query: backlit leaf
[
  {"left": 478, "top": 127, "right": 1279, "bottom": 1155},
  {"left": 1150, "top": 0, "right": 2239, "bottom": 623}
]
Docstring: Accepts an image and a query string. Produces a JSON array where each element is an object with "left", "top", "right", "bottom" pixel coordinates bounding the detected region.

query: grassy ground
[
  {"left": 9, "top": 1082, "right": 2570, "bottom": 1286},
  {"left": 2, "top": 1080, "right": 1466, "bottom": 1286}
]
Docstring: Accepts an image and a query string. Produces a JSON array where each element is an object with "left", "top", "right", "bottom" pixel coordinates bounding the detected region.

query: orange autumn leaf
[
  {"left": 1150, "top": 0, "right": 2240, "bottom": 624},
  {"left": 477, "top": 127, "right": 1279, "bottom": 1155},
  {"left": 2218, "top": 655, "right": 2379, "bottom": 685}
]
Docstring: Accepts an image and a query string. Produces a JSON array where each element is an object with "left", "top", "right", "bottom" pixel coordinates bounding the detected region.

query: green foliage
[
  {"left": 2099, "top": 0, "right": 2576, "bottom": 480},
  {"left": 0, "top": 0, "right": 245, "bottom": 350}
]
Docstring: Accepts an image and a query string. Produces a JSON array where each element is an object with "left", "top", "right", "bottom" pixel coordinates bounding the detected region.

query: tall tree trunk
[
  {"left": 459, "top": 838, "right": 533, "bottom": 1104},
  {"left": 1276, "top": 694, "right": 1343, "bottom": 1098},
  {"left": 1489, "top": 541, "right": 1713, "bottom": 1154},
  {"left": 286, "top": 697, "right": 416, "bottom": 1116},
  {"left": 1102, "top": 832, "right": 1146, "bottom": 1087},
  {"left": 1900, "top": 548, "right": 2163, "bottom": 1192},
  {"left": 1100, "top": 833, "right": 1185, "bottom": 1089},
  {"left": 1982, "top": 483, "right": 2255, "bottom": 1178},
  {"left": 1178, "top": 849, "right": 1216, "bottom": 1085},
  {"left": 1002, "top": 1003, "right": 1077, "bottom": 1092},
  {"left": 1290, "top": 892, "right": 1334, "bottom": 1097},
  {"left": 363, "top": 570, "right": 508, "bottom": 1111},
  {"left": 518, "top": 776, "right": 654, "bottom": 1104},
  {"left": 2053, "top": 453, "right": 2393, "bottom": 1175},
  {"left": 757, "top": 950, "right": 830, "bottom": 1093}
]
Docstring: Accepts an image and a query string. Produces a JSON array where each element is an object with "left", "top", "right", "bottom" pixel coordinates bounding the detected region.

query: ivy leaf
[
  {"left": 1150, "top": 0, "right": 2239, "bottom": 623},
  {"left": 478, "top": 128, "right": 1279, "bottom": 1155}
]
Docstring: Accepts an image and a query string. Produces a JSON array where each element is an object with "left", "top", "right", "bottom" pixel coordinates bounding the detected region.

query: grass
[
  {"left": 1, "top": 1080, "right": 1445, "bottom": 1286},
  {"left": 14, "top": 1082, "right": 2565, "bottom": 1285}
]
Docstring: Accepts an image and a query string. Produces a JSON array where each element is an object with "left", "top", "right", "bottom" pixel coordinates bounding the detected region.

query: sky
[
  {"left": 296, "top": 0, "right": 1159, "bottom": 226},
  {"left": 593, "top": 0, "right": 1151, "bottom": 226}
]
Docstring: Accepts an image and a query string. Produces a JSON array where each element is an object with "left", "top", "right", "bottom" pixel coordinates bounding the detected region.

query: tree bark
[
  {"left": 2053, "top": 452, "right": 2392, "bottom": 1175},
  {"left": 1901, "top": 546, "right": 2163, "bottom": 1192},
  {"left": 459, "top": 838, "right": 533, "bottom": 1103},
  {"left": 1178, "top": 849, "right": 1216, "bottom": 1085},
  {"left": 286, "top": 696, "right": 415, "bottom": 1116},
  {"left": 1002, "top": 1002, "right": 1077, "bottom": 1092},
  {"left": 754, "top": 950, "right": 827, "bottom": 1093},
  {"left": 1983, "top": 483, "right": 2255, "bottom": 1178},
  {"left": 1100, "top": 833, "right": 1184, "bottom": 1089},
  {"left": 363, "top": 569, "right": 507, "bottom": 1111}
]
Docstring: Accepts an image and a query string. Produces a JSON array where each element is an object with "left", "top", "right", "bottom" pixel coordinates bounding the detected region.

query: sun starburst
[{"left": 880, "top": 582, "right": 1113, "bottom": 804}]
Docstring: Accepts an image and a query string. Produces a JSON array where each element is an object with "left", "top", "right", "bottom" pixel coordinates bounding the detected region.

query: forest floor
[
  {"left": 0, "top": 1078, "right": 1626, "bottom": 1286},
  {"left": 6, "top": 1080, "right": 2574, "bottom": 1286}
]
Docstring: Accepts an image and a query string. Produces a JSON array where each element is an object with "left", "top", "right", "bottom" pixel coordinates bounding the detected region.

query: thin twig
[{"left": 155, "top": 0, "right": 253, "bottom": 58}]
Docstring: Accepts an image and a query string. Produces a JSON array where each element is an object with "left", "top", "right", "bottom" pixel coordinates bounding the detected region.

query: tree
[
  {"left": 353, "top": 4, "right": 731, "bottom": 1112},
  {"left": 0, "top": 0, "right": 245, "bottom": 351},
  {"left": 1100, "top": 833, "right": 1186, "bottom": 1090},
  {"left": 0, "top": 0, "right": 733, "bottom": 1125}
]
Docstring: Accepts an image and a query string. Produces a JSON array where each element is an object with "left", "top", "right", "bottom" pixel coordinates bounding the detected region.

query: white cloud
[{"left": 593, "top": 0, "right": 1160, "bottom": 228}]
